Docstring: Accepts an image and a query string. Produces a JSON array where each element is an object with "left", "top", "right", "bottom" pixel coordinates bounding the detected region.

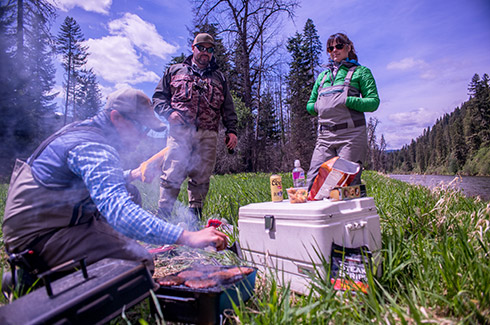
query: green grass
[{"left": 1, "top": 172, "right": 489, "bottom": 324}]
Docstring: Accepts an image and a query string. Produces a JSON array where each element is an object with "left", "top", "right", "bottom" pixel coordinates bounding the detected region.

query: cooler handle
[{"left": 345, "top": 221, "right": 367, "bottom": 232}]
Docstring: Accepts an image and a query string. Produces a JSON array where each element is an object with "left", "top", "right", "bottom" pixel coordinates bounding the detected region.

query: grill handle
[
  {"left": 155, "top": 294, "right": 196, "bottom": 303},
  {"left": 38, "top": 256, "right": 88, "bottom": 297}
]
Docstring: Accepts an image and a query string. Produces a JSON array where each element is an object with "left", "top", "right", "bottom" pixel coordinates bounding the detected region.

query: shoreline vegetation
[
  {"left": 385, "top": 171, "right": 490, "bottom": 177},
  {"left": 1, "top": 171, "right": 489, "bottom": 323}
]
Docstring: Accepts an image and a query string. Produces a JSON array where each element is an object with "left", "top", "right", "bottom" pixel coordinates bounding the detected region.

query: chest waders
[
  {"left": 307, "top": 65, "right": 367, "bottom": 189},
  {"left": 3, "top": 125, "right": 102, "bottom": 254},
  {"left": 159, "top": 65, "right": 223, "bottom": 216},
  {"left": 3, "top": 124, "right": 154, "bottom": 276}
]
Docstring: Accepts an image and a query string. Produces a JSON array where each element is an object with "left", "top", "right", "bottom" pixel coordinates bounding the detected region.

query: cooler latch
[
  {"left": 264, "top": 215, "right": 275, "bottom": 233},
  {"left": 345, "top": 221, "right": 367, "bottom": 231}
]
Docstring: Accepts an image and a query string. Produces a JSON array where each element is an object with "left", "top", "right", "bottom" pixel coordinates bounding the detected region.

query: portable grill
[
  {"left": 0, "top": 258, "right": 157, "bottom": 325},
  {"left": 154, "top": 265, "right": 257, "bottom": 325}
]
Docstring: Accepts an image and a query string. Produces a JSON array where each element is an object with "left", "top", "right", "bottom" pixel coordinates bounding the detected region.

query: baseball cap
[
  {"left": 193, "top": 33, "right": 215, "bottom": 46},
  {"left": 106, "top": 88, "right": 166, "bottom": 132}
]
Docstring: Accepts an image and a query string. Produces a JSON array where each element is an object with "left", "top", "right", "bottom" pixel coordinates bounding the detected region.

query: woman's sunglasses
[
  {"left": 327, "top": 43, "right": 346, "bottom": 53},
  {"left": 195, "top": 44, "right": 215, "bottom": 53}
]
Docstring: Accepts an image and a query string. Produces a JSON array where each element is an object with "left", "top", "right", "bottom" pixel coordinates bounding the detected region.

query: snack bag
[
  {"left": 308, "top": 157, "right": 360, "bottom": 201},
  {"left": 330, "top": 243, "right": 372, "bottom": 294}
]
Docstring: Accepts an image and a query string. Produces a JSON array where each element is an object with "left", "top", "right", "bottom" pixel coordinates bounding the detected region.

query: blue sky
[{"left": 47, "top": 0, "right": 490, "bottom": 149}]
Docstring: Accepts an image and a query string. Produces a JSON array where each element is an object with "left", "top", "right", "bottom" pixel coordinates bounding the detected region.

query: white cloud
[
  {"left": 388, "top": 107, "right": 440, "bottom": 127},
  {"left": 79, "top": 13, "right": 177, "bottom": 87},
  {"left": 108, "top": 13, "right": 177, "bottom": 59},
  {"left": 383, "top": 129, "right": 420, "bottom": 149},
  {"left": 386, "top": 57, "right": 426, "bottom": 71},
  {"left": 48, "top": 0, "right": 112, "bottom": 14},
  {"left": 84, "top": 36, "right": 161, "bottom": 86}
]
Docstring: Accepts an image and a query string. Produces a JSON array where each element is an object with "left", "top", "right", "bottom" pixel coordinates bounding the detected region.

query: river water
[{"left": 388, "top": 174, "right": 490, "bottom": 201}]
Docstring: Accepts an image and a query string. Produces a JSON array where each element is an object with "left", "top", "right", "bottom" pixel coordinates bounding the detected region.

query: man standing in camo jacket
[{"left": 152, "top": 33, "right": 237, "bottom": 221}]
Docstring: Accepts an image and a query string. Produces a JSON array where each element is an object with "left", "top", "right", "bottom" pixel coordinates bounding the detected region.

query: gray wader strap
[
  {"left": 344, "top": 66, "right": 365, "bottom": 127},
  {"left": 319, "top": 71, "right": 330, "bottom": 89},
  {"left": 29, "top": 123, "right": 105, "bottom": 167},
  {"left": 343, "top": 66, "right": 357, "bottom": 85},
  {"left": 318, "top": 65, "right": 357, "bottom": 89}
]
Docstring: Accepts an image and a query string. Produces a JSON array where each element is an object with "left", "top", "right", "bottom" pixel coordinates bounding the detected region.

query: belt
[{"left": 319, "top": 119, "right": 365, "bottom": 132}]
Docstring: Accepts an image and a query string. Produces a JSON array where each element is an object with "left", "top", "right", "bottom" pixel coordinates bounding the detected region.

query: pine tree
[
  {"left": 56, "top": 16, "right": 88, "bottom": 125},
  {"left": 286, "top": 19, "right": 322, "bottom": 169},
  {"left": 75, "top": 68, "right": 103, "bottom": 120},
  {"left": 26, "top": 6, "right": 57, "bottom": 113},
  {"left": 302, "top": 19, "right": 322, "bottom": 83},
  {"left": 471, "top": 73, "right": 490, "bottom": 146},
  {"left": 164, "top": 53, "right": 186, "bottom": 70},
  {"left": 255, "top": 91, "right": 280, "bottom": 171},
  {"left": 0, "top": 0, "right": 57, "bottom": 177},
  {"left": 468, "top": 73, "right": 482, "bottom": 98}
]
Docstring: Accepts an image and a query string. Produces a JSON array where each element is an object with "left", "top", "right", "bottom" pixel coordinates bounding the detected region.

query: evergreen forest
[{"left": 385, "top": 73, "right": 490, "bottom": 176}]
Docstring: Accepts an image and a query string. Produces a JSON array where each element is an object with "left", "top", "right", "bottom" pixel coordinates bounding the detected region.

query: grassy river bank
[{"left": 0, "top": 171, "right": 489, "bottom": 324}]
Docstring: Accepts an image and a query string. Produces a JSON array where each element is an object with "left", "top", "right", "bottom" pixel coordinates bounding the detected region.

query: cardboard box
[
  {"left": 329, "top": 184, "right": 367, "bottom": 201},
  {"left": 238, "top": 197, "right": 381, "bottom": 294}
]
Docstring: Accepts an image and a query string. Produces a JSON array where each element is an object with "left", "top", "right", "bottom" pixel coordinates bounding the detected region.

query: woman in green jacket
[{"left": 306, "top": 33, "right": 380, "bottom": 190}]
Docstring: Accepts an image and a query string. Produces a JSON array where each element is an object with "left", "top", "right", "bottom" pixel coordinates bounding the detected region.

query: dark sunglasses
[
  {"left": 195, "top": 44, "right": 215, "bottom": 53},
  {"left": 327, "top": 43, "right": 346, "bottom": 53},
  {"left": 119, "top": 111, "right": 150, "bottom": 135}
]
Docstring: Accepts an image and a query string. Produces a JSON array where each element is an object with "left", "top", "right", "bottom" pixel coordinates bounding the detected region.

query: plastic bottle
[{"left": 292, "top": 159, "right": 306, "bottom": 188}]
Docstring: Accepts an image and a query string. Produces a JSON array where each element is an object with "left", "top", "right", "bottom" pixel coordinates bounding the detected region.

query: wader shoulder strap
[
  {"left": 343, "top": 66, "right": 358, "bottom": 86},
  {"left": 319, "top": 70, "right": 331, "bottom": 89},
  {"left": 28, "top": 124, "right": 105, "bottom": 166}
]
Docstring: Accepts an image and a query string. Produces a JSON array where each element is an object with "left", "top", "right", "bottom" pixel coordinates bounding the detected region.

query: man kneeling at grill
[{"left": 2, "top": 88, "right": 228, "bottom": 293}]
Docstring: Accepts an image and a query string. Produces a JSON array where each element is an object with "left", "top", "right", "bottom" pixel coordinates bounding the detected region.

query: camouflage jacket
[{"left": 152, "top": 55, "right": 237, "bottom": 134}]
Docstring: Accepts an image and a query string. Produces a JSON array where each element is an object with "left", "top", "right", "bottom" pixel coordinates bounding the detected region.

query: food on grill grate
[
  {"left": 153, "top": 265, "right": 257, "bottom": 324},
  {"left": 157, "top": 275, "right": 185, "bottom": 286},
  {"left": 208, "top": 270, "right": 235, "bottom": 281},
  {"left": 154, "top": 265, "right": 255, "bottom": 291},
  {"left": 178, "top": 270, "right": 205, "bottom": 279},
  {"left": 185, "top": 278, "right": 218, "bottom": 289},
  {"left": 227, "top": 266, "right": 254, "bottom": 276}
]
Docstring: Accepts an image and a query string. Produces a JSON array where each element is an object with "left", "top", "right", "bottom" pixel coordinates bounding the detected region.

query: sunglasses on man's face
[
  {"left": 120, "top": 112, "right": 150, "bottom": 135},
  {"left": 195, "top": 44, "right": 215, "bottom": 53},
  {"left": 327, "top": 43, "right": 346, "bottom": 53}
]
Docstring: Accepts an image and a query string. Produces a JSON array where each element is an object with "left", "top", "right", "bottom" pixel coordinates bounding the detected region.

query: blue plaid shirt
[{"left": 66, "top": 142, "right": 183, "bottom": 245}]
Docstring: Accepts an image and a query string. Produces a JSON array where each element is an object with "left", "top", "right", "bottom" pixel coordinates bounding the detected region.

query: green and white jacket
[{"left": 307, "top": 59, "right": 380, "bottom": 117}]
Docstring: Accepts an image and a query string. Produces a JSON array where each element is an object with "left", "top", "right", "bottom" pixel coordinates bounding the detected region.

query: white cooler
[{"left": 238, "top": 197, "right": 382, "bottom": 294}]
